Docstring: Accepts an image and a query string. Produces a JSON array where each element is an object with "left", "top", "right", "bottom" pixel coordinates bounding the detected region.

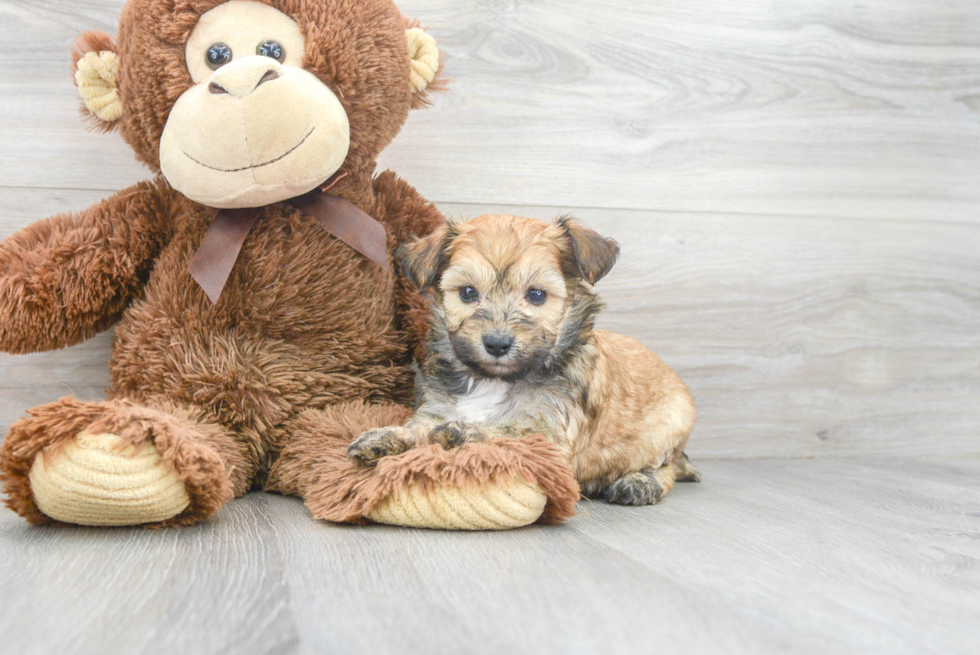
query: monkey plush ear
[
  {"left": 397, "top": 222, "right": 457, "bottom": 290},
  {"left": 556, "top": 216, "right": 621, "bottom": 285},
  {"left": 405, "top": 21, "right": 446, "bottom": 109},
  {"left": 70, "top": 31, "right": 123, "bottom": 131}
]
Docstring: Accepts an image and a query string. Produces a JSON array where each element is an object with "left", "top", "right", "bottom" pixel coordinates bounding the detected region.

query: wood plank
[
  {"left": 0, "top": 493, "right": 301, "bottom": 654},
  {"left": 1, "top": 459, "right": 977, "bottom": 654},
  {"left": 1, "top": 189, "right": 977, "bottom": 458},
  {"left": 395, "top": 0, "right": 980, "bottom": 221},
  {"left": 566, "top": 457, "right": 980, "bottom": 655},
  {"left": 2, "top": 1, "right": 979, "bottom": 222},
  {"left": 0, "top": 1, "right": 142, "bottom": 191}
]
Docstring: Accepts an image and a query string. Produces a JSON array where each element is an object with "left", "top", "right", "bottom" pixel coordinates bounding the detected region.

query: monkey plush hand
[{"left": 0, "top": 0, "right": 578, "bottom": 530}]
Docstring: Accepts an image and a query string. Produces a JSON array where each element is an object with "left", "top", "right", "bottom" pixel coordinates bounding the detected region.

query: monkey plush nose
[
  {"left": 483, "top": 334, "right": 514, "bottom": 357},
  {"left": 208, "top": 58, "right": 282, "bottom": 98}
]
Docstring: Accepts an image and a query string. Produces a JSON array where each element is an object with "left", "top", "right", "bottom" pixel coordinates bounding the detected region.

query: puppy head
[{"left": 399, "top": 214, "right": 619, "bottom": 380}]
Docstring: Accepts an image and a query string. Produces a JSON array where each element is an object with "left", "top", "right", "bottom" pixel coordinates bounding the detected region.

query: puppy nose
[{"left": 483, "top": 334, "right": 514, "bottom": 357}]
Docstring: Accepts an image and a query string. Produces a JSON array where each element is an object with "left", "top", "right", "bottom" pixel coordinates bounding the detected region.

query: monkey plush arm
[
  {"left": 373, "top": 171, "right": 445, "bottom": 359},
  {"left": 0, "top": 179, "right": 174, "bottom": 354}
]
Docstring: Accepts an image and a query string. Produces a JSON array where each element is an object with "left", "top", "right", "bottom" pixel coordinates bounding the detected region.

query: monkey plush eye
[
  {"left": 206, "top": 43, "right": 232, "bottom": 70},
  {"left": 459, "top": 287, "right": 479, "bottom": 303},
  {"left": 257, "top": 40, "right": 285, "bottom": 61},
  {"left": 526, "top": 289, "right": 547, "bottom": 305}
]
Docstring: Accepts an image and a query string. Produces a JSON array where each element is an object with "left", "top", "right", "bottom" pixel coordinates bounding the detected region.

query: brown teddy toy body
[{"left": 0, "top": 0, "right": 578, "bottom": 529}]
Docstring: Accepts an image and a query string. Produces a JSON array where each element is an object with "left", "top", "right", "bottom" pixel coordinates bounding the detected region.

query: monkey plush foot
[
  {"left": 29, "top": 432, "right": 190, "bottom": 526},
  {"left": 1, "top": 397, "right": 237, "bottom": 527},
  {"left": 271, "top": 403, "right": 580, "bottom": 530},
  {"left": 367, "top": 475, "right": 549, "bottom": 530}
]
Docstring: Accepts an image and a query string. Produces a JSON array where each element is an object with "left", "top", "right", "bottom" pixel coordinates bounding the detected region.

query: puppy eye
[
  {"left": 206, "top": 43, "right": 233, "bottom": 70},
  {"left": 257, "top": 40, "right": 285, "bottom": 62},
  {"left": 526, "top": 289, "right": 547, "bottom": 305},
  {"left": 459, "top": 287, "right": 479, "bottom": 303}
]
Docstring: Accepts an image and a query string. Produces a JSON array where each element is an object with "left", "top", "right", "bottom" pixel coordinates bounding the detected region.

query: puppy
[{"left": 348, "top": 214, "right": 700, "bottom": 505}]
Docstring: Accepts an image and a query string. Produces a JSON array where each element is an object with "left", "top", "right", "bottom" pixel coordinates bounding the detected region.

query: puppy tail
[{"left": 672, "top": 452, "right": 701, "bottom": 483}]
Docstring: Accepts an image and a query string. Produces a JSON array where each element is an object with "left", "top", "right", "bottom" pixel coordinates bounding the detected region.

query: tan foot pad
[
  {"left": 28, "top": 433, "right": 190, "bottom": 526},
  {"left": 366, "top": 478, "right": 548, "bottom": 530}
]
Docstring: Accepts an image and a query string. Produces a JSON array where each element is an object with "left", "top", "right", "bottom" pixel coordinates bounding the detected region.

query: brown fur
[
  {"left": 0, "top": 0, "right": 461, "bottom": 526},
  {"left": 349, "top": 214, "right": 699, "bottom": 505}
]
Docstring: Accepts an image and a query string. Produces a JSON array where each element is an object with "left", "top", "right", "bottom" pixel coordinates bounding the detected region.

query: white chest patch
[{"left": 454, "top": 378, "right": 513, "bottom": 423}]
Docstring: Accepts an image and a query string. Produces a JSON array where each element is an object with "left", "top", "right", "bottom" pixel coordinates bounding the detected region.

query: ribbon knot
[{"left": 187, "top": 191, "right": 388, "bottom": 304}]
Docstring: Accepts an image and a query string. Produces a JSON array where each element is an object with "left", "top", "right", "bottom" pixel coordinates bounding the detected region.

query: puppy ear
[
  {"left": 556, "top": 216, "right": 620, "bottom": 285},
  {"left": 397, "top": 222, "right": 456, "bottom": 290},
  {"left": 71, "top": 31, "right": 123, "bottom": 131},
  {"left": 405, "top": 19, "right": 447, "bottom": 110}
]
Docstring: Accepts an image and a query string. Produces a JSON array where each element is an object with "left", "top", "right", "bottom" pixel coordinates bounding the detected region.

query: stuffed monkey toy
[{"left": 0, "top": 0, "right": 578, "bottom": 530}]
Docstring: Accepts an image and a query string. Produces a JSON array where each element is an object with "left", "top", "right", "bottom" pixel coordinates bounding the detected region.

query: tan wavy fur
[{"left": 349, "top": 214, "right": 701, "bottom": 506}]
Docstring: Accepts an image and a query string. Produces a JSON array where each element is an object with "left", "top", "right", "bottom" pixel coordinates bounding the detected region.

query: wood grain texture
[
  {"left": 2, "top": 1, "right": 979, "bottom": 222},
  {"left": 2, "top": 458, "right": 978, "bottom": 655},
  {"left": 391, "top": 0, "right": 980, "bottom": 221}
]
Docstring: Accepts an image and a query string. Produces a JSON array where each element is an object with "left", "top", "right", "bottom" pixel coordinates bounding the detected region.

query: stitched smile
[{"left": 184, "top": 127, "right": 315, "bottom": 173}]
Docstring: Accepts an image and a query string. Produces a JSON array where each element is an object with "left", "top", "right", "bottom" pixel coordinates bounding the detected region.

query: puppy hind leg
[
  {"left": 601, "top": 464, "right": 678, "bottom": 506},
  {"left": 673, "top": 452, "right": 701, "bottom": 483}
]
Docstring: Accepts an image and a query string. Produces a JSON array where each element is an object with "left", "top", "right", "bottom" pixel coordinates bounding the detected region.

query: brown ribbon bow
[{"left": 187, "top": 186, "right": 388, "bottom": 304}]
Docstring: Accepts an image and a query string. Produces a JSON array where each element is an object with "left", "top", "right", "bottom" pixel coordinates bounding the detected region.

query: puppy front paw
[
  {"left": 426, "top": 421, "right": 486, "bottom": 450},
  {"left": 347, "top": 427, "right": 413, "bottom": 467}
]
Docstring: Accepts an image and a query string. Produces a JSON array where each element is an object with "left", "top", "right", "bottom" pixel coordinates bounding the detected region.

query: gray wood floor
[
  {"left": 1, "top": 1, "right": 978, "bottom": 654},
  {"left": 2, "top": 458, "right": 978, "bottom": 655}
]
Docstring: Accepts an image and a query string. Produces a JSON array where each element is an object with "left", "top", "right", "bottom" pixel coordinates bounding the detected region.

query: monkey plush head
[{"left": 71, "top": 0, "right": 443, "bottom": 209}]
